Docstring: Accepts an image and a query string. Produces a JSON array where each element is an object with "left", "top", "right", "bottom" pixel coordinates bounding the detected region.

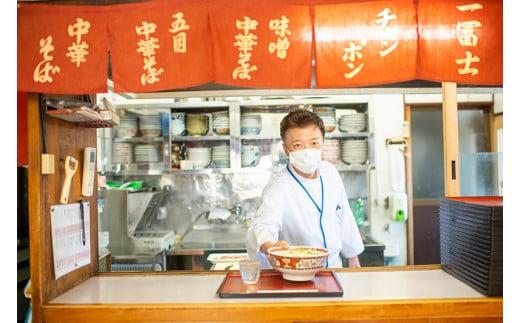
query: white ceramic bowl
[{"left": 267, "top": 246, "right": 330, "bottom": 281}]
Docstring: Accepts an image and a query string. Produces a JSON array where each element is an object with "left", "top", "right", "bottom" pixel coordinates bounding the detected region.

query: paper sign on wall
[{"left": 50, "top": 202, "right": 91, "bottom": 279}]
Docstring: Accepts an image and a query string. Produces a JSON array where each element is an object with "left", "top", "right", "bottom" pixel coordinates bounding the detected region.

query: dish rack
[{"left": 46, "top": 106, "right": 120, "bottom": 128}]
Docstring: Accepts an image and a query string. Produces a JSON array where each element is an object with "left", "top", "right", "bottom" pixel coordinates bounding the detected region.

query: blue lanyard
[{"left": 286, "top": 165, "right": 329, "bottom": 268}]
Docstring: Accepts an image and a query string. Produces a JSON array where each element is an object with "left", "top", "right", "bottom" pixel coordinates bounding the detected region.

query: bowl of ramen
[{"left": 267, "top": 246, "right": 330, "bottom": 281}]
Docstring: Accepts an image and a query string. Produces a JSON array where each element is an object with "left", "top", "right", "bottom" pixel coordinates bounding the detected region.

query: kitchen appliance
[
  {"left": 82, "top": 147, "right": 96, "bottom": 197},
  {"left": 100, "top": 188, "right": 173, "bottom": 271}
]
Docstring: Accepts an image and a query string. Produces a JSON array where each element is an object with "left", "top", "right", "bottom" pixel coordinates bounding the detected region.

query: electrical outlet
[{"left": 41, "top": 154, "right": 55, "bottom": 174}]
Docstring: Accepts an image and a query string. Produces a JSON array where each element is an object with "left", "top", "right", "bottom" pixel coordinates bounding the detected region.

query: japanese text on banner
[
  {"left": 136, "top": 21, "right": 164, "bottom": 85},
  {"left": 269, "top": 15, "right": 291, "bottom": 59},
  {"left": 169, "top": 12, "right": 190, "bottom": 53},
  {"left": 455, "top": 2, "right": 482, "bottom": 75},
  {"left": 232, "top": 16, "right": 258, "bottom": 80}
]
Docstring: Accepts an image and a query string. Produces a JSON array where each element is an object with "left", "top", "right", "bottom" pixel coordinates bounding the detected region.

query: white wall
[{"left": 368, "top": 94, "right": 407, "bottom": 266}]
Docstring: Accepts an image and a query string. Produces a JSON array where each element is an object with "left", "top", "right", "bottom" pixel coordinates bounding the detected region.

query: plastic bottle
[{"left": 353, "top": 198, "right": 365, "bottom": 226}]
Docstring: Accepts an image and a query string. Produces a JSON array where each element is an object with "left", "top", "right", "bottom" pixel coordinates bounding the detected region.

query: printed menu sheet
[{"left": 50, "top": 203, "right": 91, "bottom": 279}]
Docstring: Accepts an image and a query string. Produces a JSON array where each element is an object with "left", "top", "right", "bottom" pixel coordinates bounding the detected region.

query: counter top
[
  {"left": 51, "top": 268, "right": 483, "bottom": 304},
  {"left": 44, "top": 265, "right": 502, "bottom": 322}
]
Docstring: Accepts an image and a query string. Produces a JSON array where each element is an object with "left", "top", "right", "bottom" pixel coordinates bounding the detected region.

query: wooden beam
[
  {"left": 404, "top": 104, "right": 414, "bottom": 265},
  {"left": 441, "top": 82, "right": 460, "bottom": 197}
]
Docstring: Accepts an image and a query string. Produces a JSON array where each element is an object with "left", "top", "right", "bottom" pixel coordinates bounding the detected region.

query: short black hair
[{"left": 280, "top": 109, "right": 325, "bottom": 140}]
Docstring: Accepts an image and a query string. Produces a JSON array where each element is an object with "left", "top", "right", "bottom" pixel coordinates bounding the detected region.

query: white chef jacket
[{"left": 247, "top": 161, "right": 364, "bottom": 268}]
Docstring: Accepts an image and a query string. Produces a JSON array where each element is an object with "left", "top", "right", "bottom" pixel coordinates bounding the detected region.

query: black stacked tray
[{"left": 439, "top": 197, "right": 502, "bottom": 296}]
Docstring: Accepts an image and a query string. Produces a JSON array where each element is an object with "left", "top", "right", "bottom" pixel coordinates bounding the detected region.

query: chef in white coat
[{"left": 247, "top": 109, "right": 364, "bottom": 268}]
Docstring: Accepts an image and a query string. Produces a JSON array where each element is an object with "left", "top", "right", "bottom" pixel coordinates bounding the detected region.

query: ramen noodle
[{"left": 279, "top": 248, "right": 326, "bottom": 257}]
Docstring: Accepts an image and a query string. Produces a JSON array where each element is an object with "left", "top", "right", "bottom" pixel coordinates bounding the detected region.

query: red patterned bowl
[{"left": 267, "top": 246, "right": 330, "bottom": 281}]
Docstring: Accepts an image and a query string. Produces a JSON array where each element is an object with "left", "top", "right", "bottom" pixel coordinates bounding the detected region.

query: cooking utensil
[{"left": 60, "top": 156, "right": 78, "bottom": 204}]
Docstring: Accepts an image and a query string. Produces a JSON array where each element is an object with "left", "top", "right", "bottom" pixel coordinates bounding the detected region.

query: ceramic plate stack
[
  {"left": 188, "top": 147, "right": 211, "bottom": 169},
  {"left": 139, "top": 114, "right": 162, "bottom": 137},
  {"left": 186, "top": 113, "right": 209, "bottom": 136},
  {"left": 323, "top": 139, "right": 340, "bottom": 164},
  {"left": 339, "top": 112, "right": 367, "bottom": 132},
  {"left": 212, "top": 145, "right": 230, "bottom": 168},
  {"left": 115, "top": 114, "right": 138, "bottom": 138},
  {"left": 340, "top": 139, "right": 368, "bottom": 165},
  {"left": 134, "top": 144, "right": 160, "bottom": 163},
  {"left": 241, "top": 114, "right": 262, "bottom": 135},
  {"left": 112, "top": 142, "right": 133, "bottom": 164},
  {"left": 440, "top": 197, "right": 503, "bottom": 296},
  {"left": 171, "top": 112, "right": 186, "bottom": 136},
  {"left": 212, "top": 111, "right": 230, "bottom": 135},
  {"left": 314, "top": 107, "right": 337, "bottom": 133}
]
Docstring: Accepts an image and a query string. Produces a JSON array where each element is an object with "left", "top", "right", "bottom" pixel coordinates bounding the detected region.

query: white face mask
[{"left": 289, "top": 149, "right": 323, "bottom": 174}]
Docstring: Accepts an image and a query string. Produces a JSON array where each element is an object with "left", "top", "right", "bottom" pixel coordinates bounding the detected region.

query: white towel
[{"left": 387, "top": 145, "right": 406, "bottom": 192}]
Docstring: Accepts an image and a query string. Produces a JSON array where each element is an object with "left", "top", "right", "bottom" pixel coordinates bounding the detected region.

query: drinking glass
[{"left": 239, "top": 259, "right": 261, "bottom": 284}]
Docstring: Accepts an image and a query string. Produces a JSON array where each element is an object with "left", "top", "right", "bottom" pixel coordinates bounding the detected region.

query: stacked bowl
[
  {"left": 341, "top": 139, "right": 368, "bottom": 165},
  {"left": 241, "top": 114, "right": 262, "bottom": 135},
  {"left": 115, "top": 114, "right": 138, "bottom": 138},
  {"left": 241, "top": 145, "right": 261, "bottom": 167},
  {"left": 314, "top": 107, "right": 337, "bottom": 133},
  {"left": 171, "top": 112, "right": 186, "bottom": 136},
  {"left": 134, "top": 144, "right": 160, "bottom": 163},
  {"left": 139, "top": 114, "right": 162, "bottom": 137},
  {"left": 322, "top": 139, "right": 340, "bottom": 164},
  {"left": 339, "top": 112, "right": 367, "bottom": 132},
  {"left": 186, "top": 113, "right": 209, "bottom": 136},
  {"left": 212, "top": 145, "right": 230, "bottom": 168},
  {"left": 212, "top": 111, "right": 230, "bottom": 135},
  {"left": 187, "top": 147, "right": 211, "bottom": 169},
  {"left": 112, "top": 142, "right": 133, "bottom": 164}
]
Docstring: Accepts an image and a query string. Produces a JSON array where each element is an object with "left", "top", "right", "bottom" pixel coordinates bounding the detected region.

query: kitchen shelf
[
  {"left": 172, "top": 135, "right": 230, "bottom": 142},
  {"left": 239, "top": 132, "right": 371, "bottom": 140},
  {"left": 103, "top": 163, "right": 373, "bottom": 176},
  {"left": 113, "top": 136, "right": 165, "bottom": 143},
  {"left": 326, "top": 132, "right": 371, "bottom": 138}
]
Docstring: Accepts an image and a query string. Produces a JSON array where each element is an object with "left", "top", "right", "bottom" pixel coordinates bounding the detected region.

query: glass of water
[{"left": 239, "top": 259, "right": 261, "bottom": 284}]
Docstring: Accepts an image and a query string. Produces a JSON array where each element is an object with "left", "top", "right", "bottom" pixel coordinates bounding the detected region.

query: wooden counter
[{"left": 43, "top": 265, "right": 502, "bottom": 322}]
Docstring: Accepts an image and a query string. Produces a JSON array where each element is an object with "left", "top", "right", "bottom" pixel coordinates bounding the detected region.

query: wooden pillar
[
  {"left": 441, "top": 82, "right": 460, "bottom": 197},
  {"left": 404, "top": 104, "right": 414, "bottom": 265}
]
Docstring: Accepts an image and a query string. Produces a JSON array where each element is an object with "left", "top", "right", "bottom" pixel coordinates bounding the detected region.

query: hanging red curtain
[
  {"left": 107, "top": 0, "right": 214, "bottom": 93},
  {"left": 209, "top": 4, "right": 313, "bottom": 88},
  {"left": 417, "top": 0, "right": 503, "bottom": 85},
  {"left": 17, "top": 3, "right": 109, "bottom": 94},
  {"left": 314, "top": 0, "right": 418, "bottom": 87}
]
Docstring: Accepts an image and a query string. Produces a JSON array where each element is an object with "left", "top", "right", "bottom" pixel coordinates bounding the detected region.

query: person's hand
[
  {"left": 260, "top": 241, "right": 290, "bottom": 267},
  {"left": 348, "top": 256, "right": 361, "bottom": 268}
]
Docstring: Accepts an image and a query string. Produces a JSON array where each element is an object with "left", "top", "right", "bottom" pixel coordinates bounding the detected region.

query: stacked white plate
[
  {"left": 212, "top": 145, "right": 230, "bottom": 168},
  {"left": 187, "top": 147, "right": 211, "bottom": 169},
  {"left": 323, "top": 139, "right": 340, "bottom": 164},
  {"left": 115, "top": 114, "right": 139, "bottom": 138},
  {"left": 112, "top": 142, "right": 133, "bottom": 164},
  {"left": 339, "top": 112, "right": 367, "bottom": 132},
  {"left": 134, "top": 144, "right": 160, "bottom": 163},
  {"left": 341, "top": 139, "right": 368, "bottom": 165},
  {"left": 139, "top": 114, "right": 162, "bottom": 137},
  {"left": 314, "top": 107, "right": 337, "bottom": 133},
  {"left": 212, "top": 111, "right": 230, "bottom": 135},
  {"left": 241, "top": 113, "right": 262, "bottom": 135},
  {"left": 171, "top": 112, "right": 186, "bottom": 136}
]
